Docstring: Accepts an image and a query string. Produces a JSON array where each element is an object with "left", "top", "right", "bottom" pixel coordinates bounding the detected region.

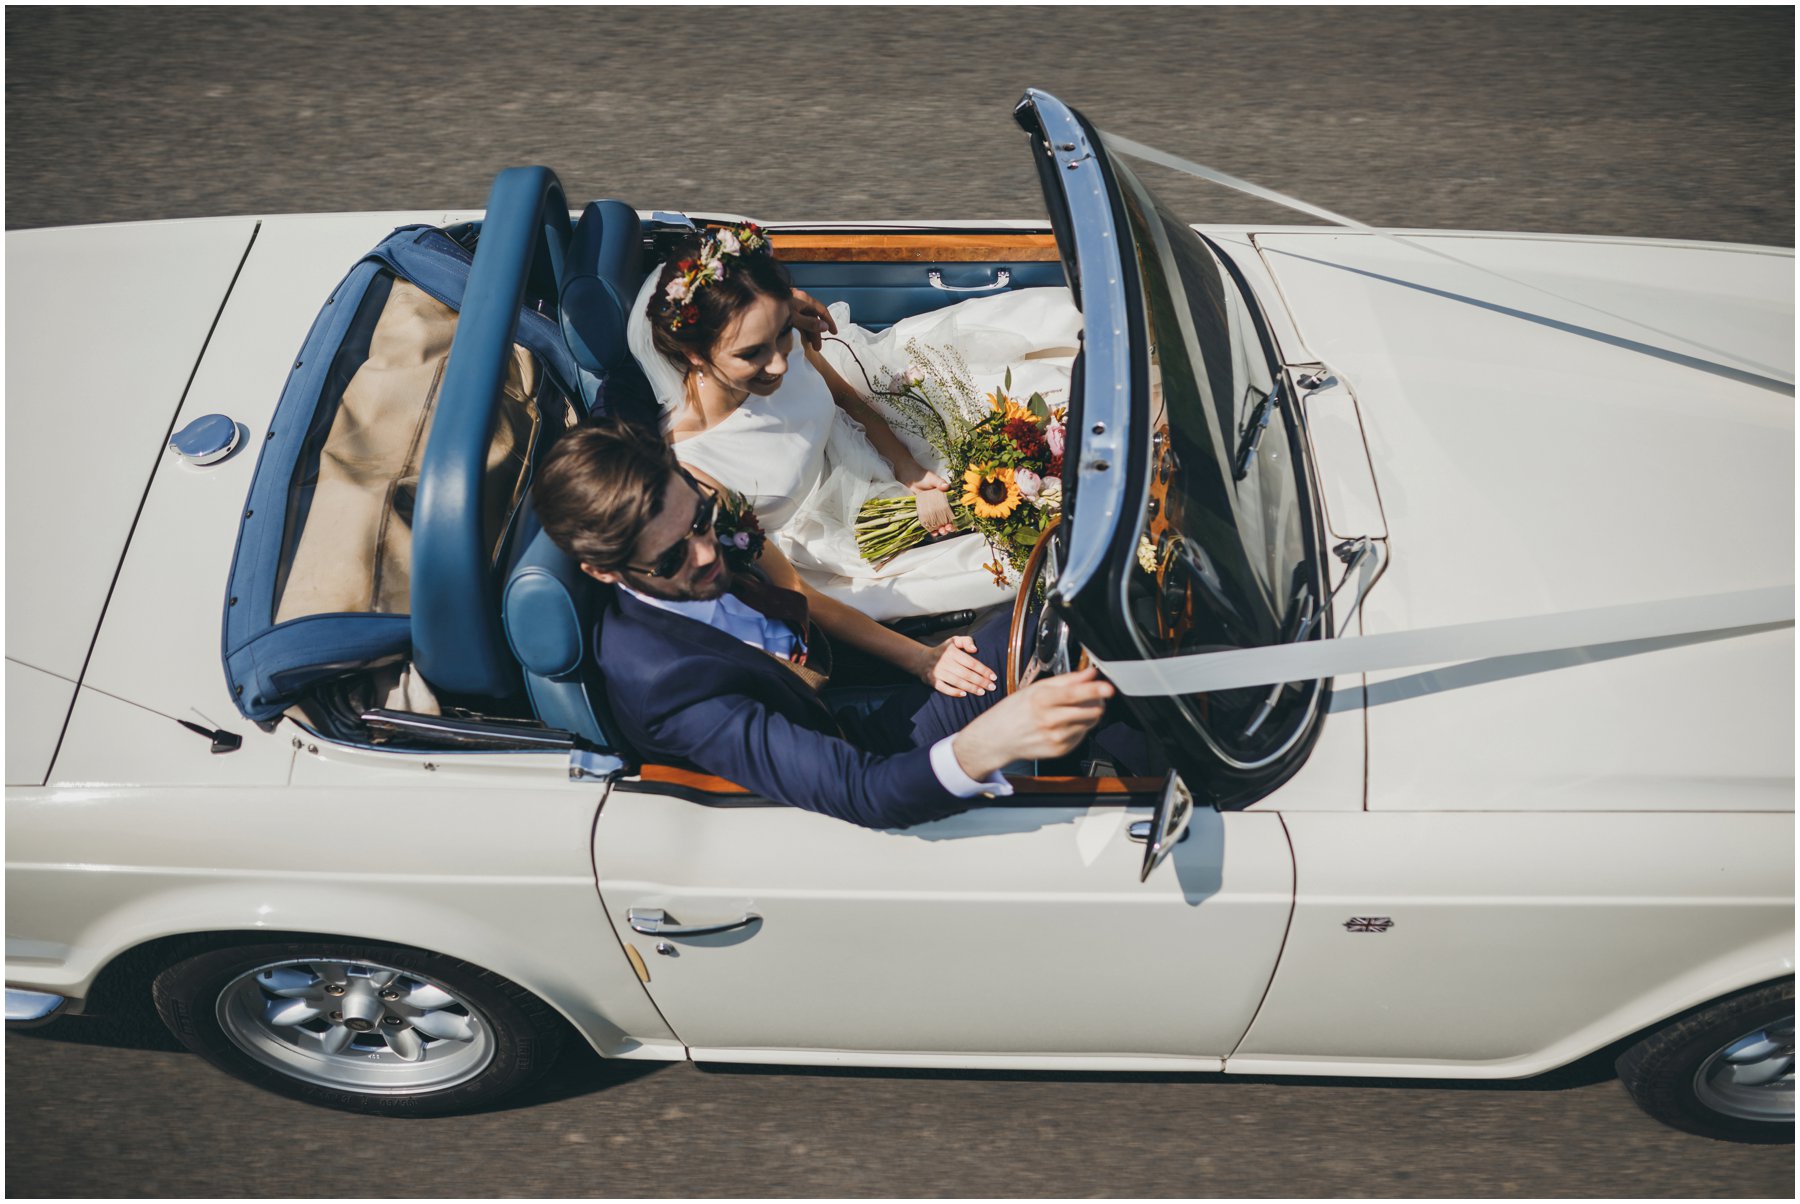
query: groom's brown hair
[{"left": 533, "top": 420, "right": 677, "bottom": 572}]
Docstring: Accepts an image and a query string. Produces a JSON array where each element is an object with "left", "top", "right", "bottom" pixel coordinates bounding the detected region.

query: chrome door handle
[
  {"left": 1126, "top": 821, "right": 1191, "bottom": 845},
  {"left": 626, "top": 908, "right": 761, "bottom": 937},
  {"left": 928, "top": 269, "right": 1010, "bottom": 293}
]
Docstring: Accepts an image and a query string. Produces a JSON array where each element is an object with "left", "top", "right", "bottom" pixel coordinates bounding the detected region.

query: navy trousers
[{"left": 831, "top": 607, "right": 1016, "bottom": 756}]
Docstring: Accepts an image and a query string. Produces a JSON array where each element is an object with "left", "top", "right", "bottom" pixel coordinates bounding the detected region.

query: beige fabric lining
[{"left": 275, "top": 278, "right": 541, "bottom": 624}]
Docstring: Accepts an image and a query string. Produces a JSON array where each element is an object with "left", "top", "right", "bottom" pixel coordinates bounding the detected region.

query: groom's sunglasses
[{"left": 625, "top": 469, "right": 720, "bottom": 579}]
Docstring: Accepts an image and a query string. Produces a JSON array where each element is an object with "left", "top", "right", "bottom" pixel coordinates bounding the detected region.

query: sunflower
[
  {"left": 962, "top": 465, "right": 1022, "bottom": 519},
  {"left": 986, "top": 390, "right": 1038, "bottom": 425}
]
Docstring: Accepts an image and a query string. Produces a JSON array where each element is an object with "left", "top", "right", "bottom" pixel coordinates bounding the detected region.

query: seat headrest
[
  {"left": 560, "top": 199, "right": 645, "bottom": 379},
  {"left": 502, "top": 519, "right": 602, "bottom": 680}
]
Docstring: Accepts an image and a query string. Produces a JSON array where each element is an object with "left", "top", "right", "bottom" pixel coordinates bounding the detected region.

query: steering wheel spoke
[{"left": 1006, "top": 515, "right": 1081, "bottom": 693}]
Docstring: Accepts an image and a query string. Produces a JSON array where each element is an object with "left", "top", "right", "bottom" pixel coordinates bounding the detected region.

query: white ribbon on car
[
  {"left": 1100, "top": 132, "right": 1796, "bottom": 394},
  {"left": 1087, "top": 584, "right": 1794, "bottom": 697}
]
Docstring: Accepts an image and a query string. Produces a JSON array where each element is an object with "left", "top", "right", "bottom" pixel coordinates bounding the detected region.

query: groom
[{"left": 533, "top": 421, "right": 1114, "bottom": 829}]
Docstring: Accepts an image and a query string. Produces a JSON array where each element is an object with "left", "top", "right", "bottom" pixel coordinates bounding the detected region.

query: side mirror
[{"left": 1140, "top": 771, "right": 1194, "bottom": 882}]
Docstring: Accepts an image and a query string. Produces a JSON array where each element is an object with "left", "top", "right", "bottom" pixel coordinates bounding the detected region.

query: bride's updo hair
[{"left": 647, "top": 231, "right": 794, "bottom": 372}]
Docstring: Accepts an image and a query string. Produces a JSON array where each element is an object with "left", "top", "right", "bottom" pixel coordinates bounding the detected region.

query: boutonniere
[{"left": 713, "top": 489, "right": 766, "bottom": 570}]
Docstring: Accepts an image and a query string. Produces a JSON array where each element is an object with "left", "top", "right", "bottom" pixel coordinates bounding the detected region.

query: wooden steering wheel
[{"left": 1006, "top": 514, "right": 1083, "bottom": 692}]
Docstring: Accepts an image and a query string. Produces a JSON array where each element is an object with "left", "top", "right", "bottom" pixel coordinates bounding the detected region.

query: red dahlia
[{"left": 1003, "top": 417, "right": 1047, "bottom": 458}]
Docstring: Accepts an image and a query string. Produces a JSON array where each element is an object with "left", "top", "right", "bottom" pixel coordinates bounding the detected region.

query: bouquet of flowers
[{"left": 852, "top": 340, "right": 1067, "bottom": 588}]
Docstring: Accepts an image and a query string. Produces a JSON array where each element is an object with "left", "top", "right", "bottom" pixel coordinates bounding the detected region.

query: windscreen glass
[{"left": 1108, "top": 153, "right": 1317, "bottom": 758}]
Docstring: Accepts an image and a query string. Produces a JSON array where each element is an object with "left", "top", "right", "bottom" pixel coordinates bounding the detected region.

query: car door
[{"left": 593, "top": 775, "right": 1292, "bottom": 1065}]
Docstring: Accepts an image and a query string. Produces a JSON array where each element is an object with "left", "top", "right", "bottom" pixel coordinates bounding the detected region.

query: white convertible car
[{"left": 7, "top": 90, "right": 1793, "bottom": 1139}]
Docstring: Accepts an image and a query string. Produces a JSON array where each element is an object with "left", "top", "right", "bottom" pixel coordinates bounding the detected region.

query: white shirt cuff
[{"left": 930, "top": 737, "right": 1015, "bottom": 799}]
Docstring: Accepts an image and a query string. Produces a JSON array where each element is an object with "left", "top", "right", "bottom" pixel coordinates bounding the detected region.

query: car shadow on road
[{"left": 12, "top": 1009, "right": 185, "bottom": 1052}]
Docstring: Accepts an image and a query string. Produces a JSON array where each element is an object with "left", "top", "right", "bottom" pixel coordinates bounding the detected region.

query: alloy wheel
[{"left": 216, "top": 957, "right": 494, "bottom": 1094}]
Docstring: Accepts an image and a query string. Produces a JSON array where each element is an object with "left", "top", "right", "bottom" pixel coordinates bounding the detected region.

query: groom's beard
[{"left": 627, "top": 558, "right": 731, "bottom": 603}]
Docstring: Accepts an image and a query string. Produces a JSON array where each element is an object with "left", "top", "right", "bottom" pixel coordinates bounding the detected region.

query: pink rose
[
  {"left": 716, "top": 229, "right": 742, "bottom": 255},
  {"left": 1044, "top": 418, "right": 1066, "bottom": 457},
  {"left": 1013, "top": 469, "right": 1042, "bottom": 499},
  {"left": 665, "top": 278, "right": 691, "bottom": 303}
]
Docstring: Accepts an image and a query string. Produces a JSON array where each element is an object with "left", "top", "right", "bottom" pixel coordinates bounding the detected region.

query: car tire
[
  {"left": 1615, "top": 980, "right": 1793, "bottom": 1142},
  {"left": 152, "top": 940, "right": 564, "bottom": 1117}
]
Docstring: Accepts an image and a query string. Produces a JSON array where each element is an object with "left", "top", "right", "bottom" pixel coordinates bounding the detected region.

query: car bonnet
[{"left": 1254, "top": 230, "right": 1794, "bottom": 811}]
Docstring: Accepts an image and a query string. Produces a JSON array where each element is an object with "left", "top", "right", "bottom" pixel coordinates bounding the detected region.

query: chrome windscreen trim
[{"left": 1016, "top": 89, "right": 1132, "bottom": 605}]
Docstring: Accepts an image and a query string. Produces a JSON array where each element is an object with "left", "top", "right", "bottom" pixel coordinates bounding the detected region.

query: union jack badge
[{"left": 1344, "top": 917, "right": 1394, "bottom": 933}]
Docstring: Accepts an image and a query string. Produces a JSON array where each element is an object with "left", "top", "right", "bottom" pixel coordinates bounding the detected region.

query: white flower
[
  {"left": 904, "top": 363, "right": 926, "bottom": 387},
  {"left": 1042, "top": 476, "right": 1061, "bottom": 496},
  {"left": 665, "top": 278, "right": 690, "bottom": 303},
  {"left": 1014, "top": 469, "right": 1042, "bottom": 499},
  {"left": 706, "top": 257, "right": 726, "bottom": 278},
  {"left": 716, "top": 230, "right": 741, "bottom": 256}
]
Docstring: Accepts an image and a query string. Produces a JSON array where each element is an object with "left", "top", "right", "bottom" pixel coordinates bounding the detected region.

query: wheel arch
[{"left": 8, "top": 871, "right": 679, "bottom": 1058}]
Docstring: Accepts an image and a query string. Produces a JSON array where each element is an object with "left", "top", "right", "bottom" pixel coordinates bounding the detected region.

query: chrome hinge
[
  {"left": 568, "top": 750, "right": 626, "bottom": 782},
  {"left": 1292, "top": 364, "right": 1335, "bottom": 392}
]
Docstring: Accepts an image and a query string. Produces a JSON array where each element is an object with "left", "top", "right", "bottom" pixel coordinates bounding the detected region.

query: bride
[{"left": 624, "top": 223, "right": 1081, "bottom": 621}]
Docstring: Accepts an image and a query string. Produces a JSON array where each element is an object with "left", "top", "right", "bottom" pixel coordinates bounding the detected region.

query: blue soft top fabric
[{"left": 221, "top": 224, "right": 582, "bottom": 722}]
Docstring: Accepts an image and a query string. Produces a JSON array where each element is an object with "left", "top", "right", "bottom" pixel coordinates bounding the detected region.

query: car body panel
[
  {"left": 5, "top": 219, "right": 256, "bottom": 708},
  {"left": 6, "top": 753, "right": 680, "bottom": 1057},
  {"left": 594, "top": 793, "right": 1292, "bottom": 1060},
  {"left": 1232, "top": 809, "right": 1795, "bottom": 1077},
  {"left": 1252, "top": 231, "right": 1793, "bottom": 813},
  {"left": 5, "top": 659, "right": 77, "bottom": 787}
]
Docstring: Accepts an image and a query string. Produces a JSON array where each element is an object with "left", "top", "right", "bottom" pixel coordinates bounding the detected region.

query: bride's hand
[
  {"left": 908, "top": 474, "right": 957, "bottom": 536},
  {"left": 790, "top": 289, "right": 837, "bottom": 351},
  {"left": 917, "top": 635, "right": 999, "bottom": 698}
]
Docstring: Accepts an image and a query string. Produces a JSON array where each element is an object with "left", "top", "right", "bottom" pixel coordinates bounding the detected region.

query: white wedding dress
[{"left": 625, "top": 276, "right": 1083, "bottom": 621}]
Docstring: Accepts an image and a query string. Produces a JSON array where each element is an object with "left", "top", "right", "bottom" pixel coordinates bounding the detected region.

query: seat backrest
[
  {"left": 500, "top": 510, "right": 619, "bottom": 750},
  {"left": 559, "top": 199, "right": 656, "bottom": 422}
]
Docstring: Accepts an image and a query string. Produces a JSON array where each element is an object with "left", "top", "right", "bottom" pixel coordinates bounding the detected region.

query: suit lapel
[{"left": 613, "top": 589, "right": 836, "bottom": 723}]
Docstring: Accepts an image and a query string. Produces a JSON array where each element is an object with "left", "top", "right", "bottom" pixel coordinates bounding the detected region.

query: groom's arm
[{"left": 643, "top": 684, "right": 974, "bottom": 830}]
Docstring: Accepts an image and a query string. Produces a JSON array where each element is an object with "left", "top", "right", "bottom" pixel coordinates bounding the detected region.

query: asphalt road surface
[
  {"left": 4, "top": 7, "right": 1793, "bottom": 244},
  {"left": 7, "top": 1010, "right": 1794, "bottom": 1199},
  {"left": 4, "top": 6, "right": 1793, "bottom": 1199}
]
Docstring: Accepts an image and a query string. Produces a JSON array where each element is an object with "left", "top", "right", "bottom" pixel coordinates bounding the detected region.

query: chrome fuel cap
[{"left": 169, "top": 414, "right": 241, "bottom": 465}]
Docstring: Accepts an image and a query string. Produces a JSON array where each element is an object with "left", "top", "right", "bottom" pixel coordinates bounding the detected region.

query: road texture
[
  {"left": 4, "top": 7, "right": 1793, "bottom": 243},
  {"left": 7, "top": 1010, "right": 1795, "bottom": 1199},
  {"left": 4, "top": 5, "right": 1794, "bottom": 1199}
]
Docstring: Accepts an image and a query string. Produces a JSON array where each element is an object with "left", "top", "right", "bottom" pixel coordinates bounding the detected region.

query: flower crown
[{"left": 661, "top": 223, "right": 769, "bottom": 331}]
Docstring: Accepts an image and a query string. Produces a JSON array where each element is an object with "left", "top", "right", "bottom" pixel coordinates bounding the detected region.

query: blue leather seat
[
  {"left": 499, "top": 510, "right": 620, "bottom": 751},
  {"left": 559, "top": 200, "right": 656, "bottom": 424}
]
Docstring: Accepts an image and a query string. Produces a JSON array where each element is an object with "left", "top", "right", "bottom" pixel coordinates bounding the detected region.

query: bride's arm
[
  {"left": 759, "top": 539, "right": 996, "bottom": 699},
  {"left": 806, "top": 345, "right": 957, "bottom": 535}
]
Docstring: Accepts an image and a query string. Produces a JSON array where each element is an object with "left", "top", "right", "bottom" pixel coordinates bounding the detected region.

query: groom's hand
[
  {"left": 950, "top": 667, "right": 1114, "bottom": 780},
  {"left": 790, "top": 288, "right": 837, "bottom": 351}
]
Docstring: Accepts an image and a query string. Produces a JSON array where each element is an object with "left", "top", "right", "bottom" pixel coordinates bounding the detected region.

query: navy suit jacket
[{"left": 598, "top": 589, "right": 968, "bottom": 829}]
